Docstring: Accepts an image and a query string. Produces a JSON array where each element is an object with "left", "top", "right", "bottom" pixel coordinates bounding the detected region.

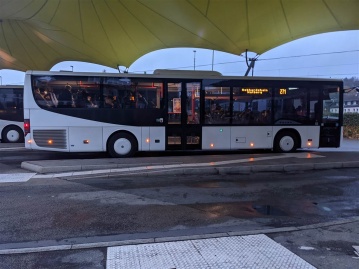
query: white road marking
[
  {"left": 0, "top": 147, "right": 26, "bottom": 151},
  {"left": 0, "top": 173, "right": 36, "bottom": 183},
  {"left": 299, "top": 246, "right": 316, "bottom": 250},
  {"left": 353, "top": 246, "right": 359, "bottom": 258}
]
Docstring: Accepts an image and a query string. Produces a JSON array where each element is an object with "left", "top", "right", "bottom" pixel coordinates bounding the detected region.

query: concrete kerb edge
[
  {"left": 1, "top": 217, "right": 358, "bottom": 255},
  {"left": 20, "top": 162, "right": 43, "bottom": 173},
  {"left": 36, "top": 161, "right": 359, "bottom": 180},
  {"left": 342, "top": 161, "right": 359, "bottom": 168}
]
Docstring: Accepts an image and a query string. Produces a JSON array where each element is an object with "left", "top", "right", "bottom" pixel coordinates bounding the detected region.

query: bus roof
[{"left": 25, "top": 70, "right": 343, "bottom": 83}]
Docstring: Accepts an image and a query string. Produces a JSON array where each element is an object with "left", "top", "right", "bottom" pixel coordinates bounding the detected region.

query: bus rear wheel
[
  {"left": 108, "top": 133, "right": 137, "bottom": 158},
  {"left": 2, "top": 126, "right": 24, "bottom": 143},
  {"left": 274, "top": 131, "right": 298, "bottom": 153}
]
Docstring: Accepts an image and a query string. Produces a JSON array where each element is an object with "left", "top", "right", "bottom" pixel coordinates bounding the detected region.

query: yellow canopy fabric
[{"left": 0, "top": 0, "right": 358, "bottom": 71}]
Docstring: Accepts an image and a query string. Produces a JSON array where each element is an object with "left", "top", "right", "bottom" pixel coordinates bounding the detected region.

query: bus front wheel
[
  {"left": 274, "top": 131, "right": 298, "bottom": 153},
  {"left": 108, "top": 133, "right": 137, "bottom": 158},
  {"left": 2, "top": 126, "right": 24, "bottom": 143}
]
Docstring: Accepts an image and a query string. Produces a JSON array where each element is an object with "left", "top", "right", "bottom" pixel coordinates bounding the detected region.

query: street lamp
[{"left": 193, "top": 50, "right": 196, "bottom": 70}]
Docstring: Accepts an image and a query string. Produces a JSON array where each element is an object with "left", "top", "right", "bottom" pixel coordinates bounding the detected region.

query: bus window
[
  {"left": 103, "top": 79, "right": 163, "bottom": 110},
  {"left": 274, "top": 87, "right": 310, "bottom": 124},
  {"left": 322, "top": 86, "right": 340, "bottom": 123},
  {"left": 204, "top": 86, "right": 230, "bottom": 124},
  {"left": 233, "top": 87, "right": 272, "bottom": 125},
  {"left": 168, "top": 83, "right": 181, "bottom": 124},
  {"left": 0, "top": 86, "right": 24, "bottom": 143}
]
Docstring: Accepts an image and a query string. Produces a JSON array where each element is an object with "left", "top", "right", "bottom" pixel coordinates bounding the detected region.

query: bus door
[
  {"left": 319, "top": 86, "right": 342, "bottom": 147},
  {"left": 166, "top": 82, "right": 202, "bottom": 150}
]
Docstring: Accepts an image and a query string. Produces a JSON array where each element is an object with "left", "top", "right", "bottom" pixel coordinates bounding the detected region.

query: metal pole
[
  {"left": 193, "top": 50, "right": 196, "bottom": 70},
  {"left": 212, "top": 50, "right": 214, "bottom": 71}
]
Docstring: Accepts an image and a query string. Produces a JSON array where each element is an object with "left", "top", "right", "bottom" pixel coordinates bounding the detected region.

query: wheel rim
[
  {"left": 6, "top": 129, "right": 20, "bottom": 142},
  {"left": 279, "top": 135, "right": 295, "bottom": 152},
  {"left": 113, "top": 138, "right": 132, "bottom": 156}
]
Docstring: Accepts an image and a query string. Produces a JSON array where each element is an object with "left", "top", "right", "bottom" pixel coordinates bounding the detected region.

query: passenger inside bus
[
  {"left": 85, "top": 94, "right": 97, "bottom": 108},
  {"left": 57, "top": 85, "right": 75, "bottom": 108},
  {"left": 34, "top": 88, "right": 51, "bottom": 107},
  {"left": 104, "top": 96, "right": 114, "bottom": 108},
  {"left": 136, "top": 92, "right": 148, "bottom": 108},
  {"left": 45, "top": 88, "right": 58, "bottom": 107}
]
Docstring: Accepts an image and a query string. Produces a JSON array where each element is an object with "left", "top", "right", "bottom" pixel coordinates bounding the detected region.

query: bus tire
[
  {"left": 2, "top": 125, "right": 24, "bottom": 143},
  {"left": 108, "top": 133, "right": 137, "bottom": 158},
  {"left": 274, "top": 131, "right": 298, "bottom": 153}
]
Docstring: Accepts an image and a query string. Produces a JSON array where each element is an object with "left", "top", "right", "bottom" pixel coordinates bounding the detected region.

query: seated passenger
[
  {"left": 85, "top": 95, "right": 97, "bottom": 108},
  {"left": 104, "top": 96, "right": 114, "bottom": 108},
  {"left": 34, "top": 88, "right": 51, "bottom": 107},
  {"left": 58, "top": 85, "right": 74, "bottom": 108},
  {"left": 136, "top": 93, "right": 148, "bottom": 108}
]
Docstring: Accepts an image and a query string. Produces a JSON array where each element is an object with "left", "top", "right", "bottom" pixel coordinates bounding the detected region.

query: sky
[{"left": 0, "top": 30, "right": 358, "bottom": 86}]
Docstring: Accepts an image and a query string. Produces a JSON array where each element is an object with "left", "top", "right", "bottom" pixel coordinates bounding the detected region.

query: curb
[{"left": 27, "top": 161, "right": 359, "bottom": 180}]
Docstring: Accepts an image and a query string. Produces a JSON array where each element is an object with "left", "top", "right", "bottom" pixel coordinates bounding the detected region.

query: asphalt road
[{"left": 0, "top": 145, "right": 359, "bottom": 268}]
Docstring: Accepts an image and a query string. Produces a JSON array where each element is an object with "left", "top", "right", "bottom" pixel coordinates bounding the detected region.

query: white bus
[
  {"left": 23, "top": 70, "right": 343, "bottom": 157},
  {"left": 0, "top": 85, "right": 24, "bottom": 143}
]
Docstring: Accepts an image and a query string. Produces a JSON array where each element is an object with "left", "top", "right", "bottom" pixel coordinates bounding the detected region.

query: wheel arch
[
  {"left": 106, "top": 130, "right": 139, "bottom": 152},
  {"left": 1, "top": 124, "right": 25, "bottom": 143},
  {"left": 273, "top": 128, "right": 302, "bottom": 149}
]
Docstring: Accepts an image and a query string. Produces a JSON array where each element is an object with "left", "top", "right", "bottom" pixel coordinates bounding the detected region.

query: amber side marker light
[
  {"left": 83, "top": 140, "right": 90, "bottom": 144},
  {"left": 48, "top": 140, "right": 53, "bottom": 144}
]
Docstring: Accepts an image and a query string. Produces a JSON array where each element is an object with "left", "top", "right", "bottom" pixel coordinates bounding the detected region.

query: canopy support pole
[{"left": 244, "top": 50, "right": 258, "bottom": 76}]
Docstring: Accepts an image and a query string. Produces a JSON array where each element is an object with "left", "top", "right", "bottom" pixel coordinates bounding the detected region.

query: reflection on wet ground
[{"left": 188, "top": 202, "right": 288, "bottom": 218}]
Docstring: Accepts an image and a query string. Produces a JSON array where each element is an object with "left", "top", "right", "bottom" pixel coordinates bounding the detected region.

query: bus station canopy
[{"left": 0, "top": 0, "right": 358, "bottom": 71}]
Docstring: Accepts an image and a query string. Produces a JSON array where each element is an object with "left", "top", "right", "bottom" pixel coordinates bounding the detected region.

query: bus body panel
[
  {"left": 202, "top": 126, "right": 273, "bottom": 150},
  {"left": 230, "top": 126, "right": 273, "bottom": 149},
  {"left": 69, "top": 127, "right": 103, "bottom": 152},
  {"left": 202, "top": 127, "right": 231, "bottom": 150},
  {"left": 26, "top": 126, "right": 69, "bottom": 152},
  {"left": 149, "top": 127, "right": 166, "bottom": 151}
]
